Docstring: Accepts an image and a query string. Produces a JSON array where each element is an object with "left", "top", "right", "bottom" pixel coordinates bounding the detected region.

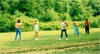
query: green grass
[
  {"left": 0, "top": 28, "right": 100, "bottom": 54},
  {"left": 49, "top": 45, "right": 100, "bottom": 54}
]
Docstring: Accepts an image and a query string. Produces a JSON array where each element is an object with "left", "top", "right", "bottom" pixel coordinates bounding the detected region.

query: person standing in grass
[
  {"left": 73, "top": 19, "right": 79, "bottom": 36},
  {"left": 85, "top": 19, "right": 89, "bottom": 35},
  {"left": 34, "top": 19, "right": 39, "bottom": 40},
  {"left": 15, "top": 20, "right": 23, "bottom": 41},
  {"left": 59, "top": 19, "right": 68, "bottom": 40}
]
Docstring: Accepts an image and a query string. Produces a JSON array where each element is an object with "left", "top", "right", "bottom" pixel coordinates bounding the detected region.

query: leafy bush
[
  {"left": 89, "top": 16, "right": 100, "bottom": 28},
  {"left": 90, "top": 22, "right": 99, "bottom": 28},
  {"left": 79, "top": 21, "right": 85, "bottom": 28},
  {"left": 0, "top": 14, "right": 16, "bottom": 32},
  {"left": 0, "top": 12, "right": 100, "bottom": 32},
  {"left": 39, "top": 21, "right": 61, "bottom": 30},
  {"left": 39, "top": 13, "right": 52, "bottom": 22},
  {"left": 14, "top": 10, "right": 24, "bottom": 17}
]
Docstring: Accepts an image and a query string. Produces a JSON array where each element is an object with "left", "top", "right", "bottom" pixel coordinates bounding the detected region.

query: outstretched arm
[
  {"left": 20, "top": 23, "right": 24, "bottom": 28},
  {"left": 65, "top": 22, "right": 68, "bottom": 26}
]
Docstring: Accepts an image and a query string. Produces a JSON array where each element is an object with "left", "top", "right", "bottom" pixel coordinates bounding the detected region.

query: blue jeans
[
  {"left": 74, "top": 26, "right": 79, "bottom": 36},
  {"left": 15, "top": 28, "right": 21, "bottom": 40}
]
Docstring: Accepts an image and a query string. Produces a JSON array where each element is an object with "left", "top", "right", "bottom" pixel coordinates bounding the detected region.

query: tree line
[
  {"left": 0, "top": 0, "right": 100, "bottom": 22},
  {"left": 0, "top": 0, "right": 100, "bottom": 32}
]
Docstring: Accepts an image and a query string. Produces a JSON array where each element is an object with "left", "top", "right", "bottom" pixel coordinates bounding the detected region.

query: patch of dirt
[
  {"left": 0, "top": 42, "right": 100, "bottom": 54},
  {"left": 22, "top": 43, "right": 100, "bottom": 54}
]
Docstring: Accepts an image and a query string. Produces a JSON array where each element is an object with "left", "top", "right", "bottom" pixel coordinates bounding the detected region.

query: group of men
[{"left": 14, "top": 19, "right": 89, "bottom": 41}]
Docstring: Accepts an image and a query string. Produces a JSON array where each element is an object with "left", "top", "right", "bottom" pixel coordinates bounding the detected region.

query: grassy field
[
  {"left": 0, "top": 28, "right": 100, "bottom": 54},
  {"left": 47, "top": 45, "right": 100, "bottom": 54}
]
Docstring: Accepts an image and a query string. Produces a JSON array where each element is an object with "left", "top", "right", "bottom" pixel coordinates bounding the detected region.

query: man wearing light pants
[{"left": 73, "top": 19, "right": 79, "bottom": 36}]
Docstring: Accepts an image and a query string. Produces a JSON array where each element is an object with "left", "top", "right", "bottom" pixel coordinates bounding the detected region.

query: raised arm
[
  {"left": 20, "top": 23, "right": 23, "bottom": 28},
  {"left": 65, "top": 22, "right": 68, "bottom": 26}
]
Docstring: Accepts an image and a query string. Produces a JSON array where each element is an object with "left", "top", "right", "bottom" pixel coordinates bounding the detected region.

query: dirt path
[
  {"left": 22, "top": 43, "right": 100, "bottom": 54},
  {"left": 0, "top": 42, "right": 99, "bottom": 54}
]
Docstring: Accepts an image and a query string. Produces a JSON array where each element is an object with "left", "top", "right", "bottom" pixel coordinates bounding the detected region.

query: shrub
[
  {"left": 14, "top": 10, "right": 24, "bottom": 17},
  {"left": 0, "top": 13, "right": 100, "bottom": 32},
  {"left": 0, "top": 14, "right": 16, "bottom": 32},
  {"left": 90, "top": 22, "right": 99, "bottom": 28},
  {"left": 79, "top": 22, "right": 85, "bottom": 28},
  {"left": 89, "top": 16, "right": 100, "bottom": 28},
  {"left": 40, "top": 13, "right": 52, "bottom": 22},
  {"left": 39, "top": 21, "right": 61, "bottom": 30}
]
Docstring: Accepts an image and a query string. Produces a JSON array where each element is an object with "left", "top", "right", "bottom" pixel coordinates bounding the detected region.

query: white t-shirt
[
  {"left": 61, "top": 22, "right": 66, "bottom": 29},
  {"left": 35, "top": 24, "right": 39, "bottom": 32}
]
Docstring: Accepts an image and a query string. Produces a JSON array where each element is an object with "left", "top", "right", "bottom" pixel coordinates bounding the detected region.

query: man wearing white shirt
[{"left": 59, "top": 19, "right": 68, "bottom": 40}]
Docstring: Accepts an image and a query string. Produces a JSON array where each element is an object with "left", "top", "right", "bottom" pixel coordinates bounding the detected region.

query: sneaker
[
  {"left": 66, "top": 38, "right": 68, "bottom": 40},
  {"left": 59, "top": 38, "right": 62, "bottom": 40}
]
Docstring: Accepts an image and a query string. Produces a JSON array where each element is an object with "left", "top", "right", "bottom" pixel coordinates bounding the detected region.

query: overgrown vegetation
[{"left": 0, "top": 0, "right": 100, "bottom": 32}]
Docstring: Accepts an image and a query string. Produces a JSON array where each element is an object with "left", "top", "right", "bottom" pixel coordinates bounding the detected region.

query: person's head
[
  {"left": 17, "top": 20, "right": 20, "bottom": 23},
  {"left": 62, "top": 19, "right": 65, "bottom": 22},
  {"left": 34, "top": 19, "right": 38, "bottom": 22},
  {"left": 73, "top": 19, "right": 76, "bottom": 21},
  {"left": 86, "top": 19, "right": 88, "bottom": 21}
]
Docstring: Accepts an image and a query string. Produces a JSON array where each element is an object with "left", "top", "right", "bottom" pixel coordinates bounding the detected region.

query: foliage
[
  {"left": 39, "top": 21, "right": 61, "bottom": 30},
  {"left": 0, "top": 13, "right": 16, "bottom": 32},
  {"left": 0, "top": 0, "right": 100, "bottom": 32},
  {"left": 0, "top": 0, "right": 99, "bottom": 21},
  {"left": 89, "top": 16, "right": 100, "bottom": 28}
]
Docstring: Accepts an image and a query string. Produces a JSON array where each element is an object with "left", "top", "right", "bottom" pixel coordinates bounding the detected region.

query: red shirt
[{"left": 85, "top": 21, "right": 89, "bottom": 26}]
